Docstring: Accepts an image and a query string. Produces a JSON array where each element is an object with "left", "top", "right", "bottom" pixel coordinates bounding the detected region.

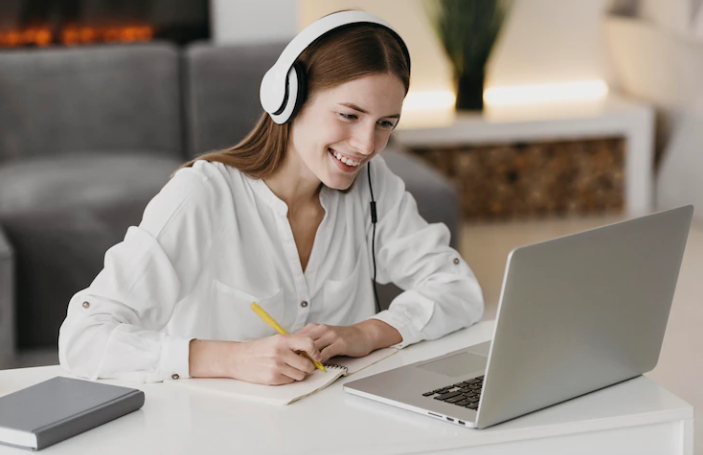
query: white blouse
[{"left": 58, "top": 155, "right": 484, "bottom": 383}]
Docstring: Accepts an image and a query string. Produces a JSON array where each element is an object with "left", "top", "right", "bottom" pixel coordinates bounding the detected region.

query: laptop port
[
  {"left": 458, "top": 420, "right": 466, "bottom": 425},
  {"left": 446, "top": 417, "right": 454, "bottom": 422},
  {"left": 428, "top": 412, "right": 443, "bottom": 418}
]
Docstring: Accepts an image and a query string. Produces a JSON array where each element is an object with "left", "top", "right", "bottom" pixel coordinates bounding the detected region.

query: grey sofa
[
  {"left": 0, "top": 41, "right": 460, "bottom": 368},
  {"left": 0, "top": 225, "right": 14, "bottom": 368},
  {"left": 0, "top": 44, "right": 186, "bottom": 360}
]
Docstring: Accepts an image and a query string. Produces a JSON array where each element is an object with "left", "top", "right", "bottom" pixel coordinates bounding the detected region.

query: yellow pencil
[{"left": 250, "top": 302, "right": 327, "bottom": 373}]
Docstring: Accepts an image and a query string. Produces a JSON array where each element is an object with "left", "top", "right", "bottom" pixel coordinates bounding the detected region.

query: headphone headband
[{"left": 260, "top": 11, "right": 410, "bottom": 124}]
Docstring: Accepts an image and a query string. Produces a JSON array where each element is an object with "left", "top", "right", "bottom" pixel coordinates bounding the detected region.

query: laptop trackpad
[{"left": 417, "top": 351, "right": 487, "bottom": 378}]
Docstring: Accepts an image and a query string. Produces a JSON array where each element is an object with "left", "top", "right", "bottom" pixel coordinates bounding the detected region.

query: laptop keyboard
[{"left": 422, "top": 375, "right": 484, "bottom": 410}]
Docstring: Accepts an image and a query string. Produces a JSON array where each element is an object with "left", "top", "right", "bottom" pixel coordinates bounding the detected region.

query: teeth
[{"left": 331, "top": 150, "right": 360, "bottom": 167}]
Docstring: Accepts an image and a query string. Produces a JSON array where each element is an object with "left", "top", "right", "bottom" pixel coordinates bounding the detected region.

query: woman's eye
[{"left": 338, "top": 112, "right": 395, "bottom": 129}]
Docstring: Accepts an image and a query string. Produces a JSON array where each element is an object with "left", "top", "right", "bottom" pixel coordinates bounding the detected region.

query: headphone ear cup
[
  {"left": 260, "top": 67, "right": 285, "bottom": 115},
  {"left": 288, "top": 62, "right": 307, "bottom": 121},
  {"left": 269, "top": 62, "right": 306, "bottom": 124}
]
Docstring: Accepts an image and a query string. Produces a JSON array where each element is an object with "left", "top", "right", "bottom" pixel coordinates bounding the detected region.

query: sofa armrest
[
  {"left": 376, "top": 144, "right": 462, "bottom": 311},
  {"left": 0, "top": 223, "right": 15, "bottom": 369},
  {"left": 382, "top": 146, "right": 461, "bottom": 250}
]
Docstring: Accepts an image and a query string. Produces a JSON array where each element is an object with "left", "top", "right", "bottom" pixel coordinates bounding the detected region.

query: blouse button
[
  {"left": 82, "top": 301, "right": 90, "bottom": 309},
  {"left": 171, "top": 374, "right": 180, "bottom": 380},
  {"left": 453, "top": 258, "right": 460, "bottom": 265},
  {"left": 300, "top": 301, "right": 308, "bottom": 308}
]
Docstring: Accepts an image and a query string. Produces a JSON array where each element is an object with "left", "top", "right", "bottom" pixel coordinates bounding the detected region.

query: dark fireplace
[{"left": 0, "top": 0, "right": 210, "bottom": 48}]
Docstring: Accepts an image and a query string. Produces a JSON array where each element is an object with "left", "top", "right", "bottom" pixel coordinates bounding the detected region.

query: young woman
[{"left": 58, "top": 11, "right": 484, "bottom": 386}]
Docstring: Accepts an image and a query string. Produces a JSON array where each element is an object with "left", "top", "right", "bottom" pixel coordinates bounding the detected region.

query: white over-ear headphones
[{"left": 259, "top": 10, "right": 410, "bottom": 124}]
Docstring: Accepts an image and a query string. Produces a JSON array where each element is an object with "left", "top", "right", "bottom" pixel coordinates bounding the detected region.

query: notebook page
[
  {"left": 166, "top": 364, "right": 347, "bottom": 406},
  {"left": 326, "top": 347, "right": 398, "bottom": 375}
]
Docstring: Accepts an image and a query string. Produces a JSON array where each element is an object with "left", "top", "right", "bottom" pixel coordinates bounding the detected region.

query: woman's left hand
[
  {"left": 294, "top": 323, "right": 374, "bottom": 363},
  {"left": 294, "top": 319, "right": 402, "bottom": 363}
]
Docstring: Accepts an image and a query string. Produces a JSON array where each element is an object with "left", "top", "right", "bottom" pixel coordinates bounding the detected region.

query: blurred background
[{"left": 0, "top": 0, "right": 702, "bottom": 449}]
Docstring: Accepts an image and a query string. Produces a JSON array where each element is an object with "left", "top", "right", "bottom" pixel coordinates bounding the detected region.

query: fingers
[
  {"left": 271, "top": 335, "right": 320, "bottom": 383},
  {"left": 295, "top": 324, "right": 331, "bottom": 350},
  {"left": 320, "top": 341, "right": 344, "bottom": 362},
  {"left": 294, "top": 323, "right": 324, "bottom": 340},
  {"left": 278, "top": 360, "right": 311, "bottom": 382},
  {"left": 292, "top": 325, "right": 341, "bottom": 362},
  {"left": 312, "top": 328, "right": 347, "bottom": 359},
  {"left": 313, "top": 338, "right": 327, "bottom": 353},
  {"left": 266, "top": 372, "right": 296, "bottom": 386},
  {"left": 304, "top": 323, "right": 321, "bottom": 330},
  {"left": 261, "top": 345, "right": 315, "bottom": 384},
  {"left": 283, "top": 334, "right": 322, "bottom": 363},
  {"left": 312, "top": 332, "right": 337, "bottom": 360},
  {"left": 236, "top": 334, "right": 325, "bottom": 386},
  {"left": 282, "top": 350, "right": 316, "bottom": 375}
]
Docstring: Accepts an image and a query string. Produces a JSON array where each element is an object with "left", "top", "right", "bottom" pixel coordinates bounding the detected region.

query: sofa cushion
[
  {"left": 0, "top": 43, "right": 183, "bottom": 162},
  {"left": 184, "top": 42, "right": 286, "bottom": 157},
  {"left": 0, "top": 153, "right": 183, "bottom": 348},
  {"left": 0, "top": 223, "right": 14, "bottom": 367},
  {"left": 0, "top": 153, "right": 182, "bottom": 216},
  {"left": 382, "top": 147, "right": 460, "bottom": 248}
]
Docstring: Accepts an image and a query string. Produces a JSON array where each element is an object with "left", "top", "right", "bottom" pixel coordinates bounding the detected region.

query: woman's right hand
[{"left": 188, "top": 334, "right": 322, "bottom": 385}]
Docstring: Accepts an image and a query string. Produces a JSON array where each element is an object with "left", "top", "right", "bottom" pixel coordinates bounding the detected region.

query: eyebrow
[{"left": 339, "top": 102, "right": 401, "bottom": 119}]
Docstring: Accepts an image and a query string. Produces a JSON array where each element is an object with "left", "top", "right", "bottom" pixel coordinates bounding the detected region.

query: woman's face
[{"left": 289, "top": 73, "right": 406, "bottom": 190}]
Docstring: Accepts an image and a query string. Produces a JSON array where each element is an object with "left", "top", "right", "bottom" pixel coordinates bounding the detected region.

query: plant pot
[{"left": 455, "top": 71, "right": 485, "bottom": 111}]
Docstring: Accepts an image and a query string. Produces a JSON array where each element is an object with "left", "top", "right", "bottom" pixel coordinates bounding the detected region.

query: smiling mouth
[{"left": 328, "top": 148, "right": 362, "bottom": 167}]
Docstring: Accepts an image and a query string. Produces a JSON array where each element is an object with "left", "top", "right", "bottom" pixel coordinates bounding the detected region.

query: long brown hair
[{"left": 174, "top": 18, "right": 410, "bottom": 180}]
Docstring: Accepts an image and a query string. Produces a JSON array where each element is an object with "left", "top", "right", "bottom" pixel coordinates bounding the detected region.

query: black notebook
[{"left": 0, "top": 376, "right": 145, "bottom": 451}]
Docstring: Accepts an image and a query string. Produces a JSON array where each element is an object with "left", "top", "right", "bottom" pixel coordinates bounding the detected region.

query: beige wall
[
  {"left": 298, "top": 0, "right": 454, "bottom": 95},
  {"left": 486, "top": 0, "right": 617, "bottom": 89},
  {"left": 212, "top": 0, "right": 620, "bottom": 121},
  {"left": 213, "top": 0, "right": 619, "bottom": 91},
  {"left": 301, "top": 0, "right": 619, "bottom": 95},
  {"left": 639, "top": 0, "right": 698, "bottom": 36},
  {"left": 211, "top": 0, "right": 297, "bottom": 44}
]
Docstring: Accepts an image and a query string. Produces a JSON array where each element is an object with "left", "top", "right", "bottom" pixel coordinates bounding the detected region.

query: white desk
[{"left": 0, "top": 321, "right": 693, "bottom": 455}]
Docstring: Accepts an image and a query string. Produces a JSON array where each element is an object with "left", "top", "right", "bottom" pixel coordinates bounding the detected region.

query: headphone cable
[{"left": 368, "top": 162, "right": 381, "bottom": 314}]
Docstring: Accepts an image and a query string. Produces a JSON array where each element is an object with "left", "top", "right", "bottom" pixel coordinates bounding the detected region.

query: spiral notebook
[{"left": 167, "top": 348, "right": 397, "bottom": 405}]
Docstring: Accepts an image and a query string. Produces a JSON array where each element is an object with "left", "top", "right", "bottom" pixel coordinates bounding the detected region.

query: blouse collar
[{"left": 247, "top": 175, "right": 334, "bottom": 217}]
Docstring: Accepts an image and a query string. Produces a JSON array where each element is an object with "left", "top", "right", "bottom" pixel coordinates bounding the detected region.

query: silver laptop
[{"left": 344, "top": 206, "right": 693, "bottom": 429}]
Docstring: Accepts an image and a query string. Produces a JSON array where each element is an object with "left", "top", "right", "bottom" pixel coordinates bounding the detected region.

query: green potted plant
[{"left": 424, "top": 0, "right": 512, "bottom": 111}]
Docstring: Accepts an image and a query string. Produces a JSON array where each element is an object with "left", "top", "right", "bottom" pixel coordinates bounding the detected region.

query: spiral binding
[{"left": 323, "top": 363, "right": 348, "bottom": 371}]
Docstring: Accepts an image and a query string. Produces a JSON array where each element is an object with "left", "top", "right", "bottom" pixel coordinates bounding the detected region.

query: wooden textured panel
[{"left": 408, "top": 137, "right": 625, "bottom": 221}]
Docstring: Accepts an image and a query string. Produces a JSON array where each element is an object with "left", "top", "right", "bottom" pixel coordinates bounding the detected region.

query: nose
[{"left": 350, "top": 124, "right": 376, "bottom": 156}]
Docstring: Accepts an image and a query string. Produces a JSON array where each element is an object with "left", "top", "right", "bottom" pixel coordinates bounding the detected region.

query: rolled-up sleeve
[
  {"left": 368, "top": 156, "right": 484, "bottom": 348},
  {"left": 58, "top": 161, "right": 225, "bottom": 383}
]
